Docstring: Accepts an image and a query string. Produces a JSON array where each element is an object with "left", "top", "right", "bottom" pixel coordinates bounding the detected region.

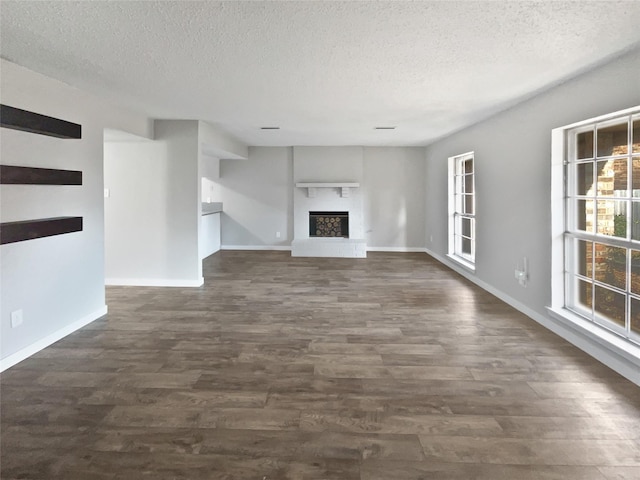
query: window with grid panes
[
  {"left": 566, "top": 110, "right": 640, "bottom": 344},
  {"left": 449, "top": 152, "right": 475, "bottom": 266}
]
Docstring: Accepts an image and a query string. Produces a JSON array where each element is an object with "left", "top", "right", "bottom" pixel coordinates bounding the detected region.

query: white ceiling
[{"left": 1, "top": 1, "right": 639, "bottom": 147}]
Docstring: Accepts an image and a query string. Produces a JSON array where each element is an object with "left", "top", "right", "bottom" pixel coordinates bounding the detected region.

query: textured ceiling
[{"left": 1, "top": 1, "right": 639, "bottom": 147}]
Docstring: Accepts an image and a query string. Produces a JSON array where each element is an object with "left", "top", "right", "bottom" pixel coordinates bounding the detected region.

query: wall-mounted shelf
[
  {"left": 296, "top": 182, "right": 360, "bottom": 198},
  {"left": 0, "top": 104, "right": 82, "bottom": 139},
  {"left": 1, "top": 217, "right": 83, "bottom": 245},
  {"left": 0, "top": 165, "right": 82, "bottom": 185}
]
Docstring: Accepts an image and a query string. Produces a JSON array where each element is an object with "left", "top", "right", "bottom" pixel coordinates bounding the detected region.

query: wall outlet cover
[{"left": 10, "top": 309, "right": 23, "bottom": 328}]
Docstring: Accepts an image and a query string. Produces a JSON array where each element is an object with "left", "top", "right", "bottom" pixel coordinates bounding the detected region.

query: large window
[
  {"left": 565, "top": 109, "right": 640, "bottom": 344},
  {"left": 448, "top": 152, "right": 475, "bottom": 268}
]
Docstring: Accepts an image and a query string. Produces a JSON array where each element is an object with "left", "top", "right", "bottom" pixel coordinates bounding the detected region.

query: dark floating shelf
[
  {"left": 0, "top": 165, "right": 82, "bottom": 185},
  {"left": 1, "top": 217, "right": 83, "bottom": 245},
  {"left": 0, "top": 104, "right": 82, "bottom": 139}
]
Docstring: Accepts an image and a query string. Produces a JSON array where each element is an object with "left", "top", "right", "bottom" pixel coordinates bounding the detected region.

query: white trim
[
  {"left": 446, "top": 253, "right": 476, "bottom": 271},
  {"left": 296, "top": 182, "right": 359, "bottom": 198},
  {"left": 546, "top": 306, "right": 640, "bottom": 366},
  {"left": 553, "top": 107, "right": 640, "bottom": 342},
  {"left": 448, "top": 156, "right": 455, "bottom": 256},
  {"left": 425, "top": 248, "right": 640, "bottom": 386},
  {"left": 448, "top": 151, "right": 476, "bottom": 264},
  {"left": 105, "top": 277, "right": 204, "bottom": 287},
  {"left": 367, "top": 247, "right": 425, "bottom": 253},
  {"left": 550, "top": 127, "right": 566, "bottom": 310},
  {"left": 559, "top": 105, "right": 640, "bottom": 130},
  {"left": 223, "top": 245, "right": 424, "bottom": 254},
  {"left": 449, "top": 150, "right": 475, "bottom": 159},
  {"left": 221, "top": 245, "right": 292, "bottom": 251},
  {"left": 295, "top": 182, "right": 360, "bottom": 188},
  {"left": 0, "top": 306, "right": 108, "bottom": 372}
]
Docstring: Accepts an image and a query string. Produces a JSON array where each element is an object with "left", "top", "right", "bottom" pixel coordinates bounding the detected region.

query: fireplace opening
[{"left": 309, "top": 211, "right": 349, "bottom": 238}]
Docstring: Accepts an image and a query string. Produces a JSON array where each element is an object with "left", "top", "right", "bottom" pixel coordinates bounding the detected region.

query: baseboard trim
[
  {"left": 105, "top": 277, "right": 204, "bottom": 287},
  {"left": 0, "top": 305, "right": 108, "bottom": 372},
  {"left": 221, "top": 245, "right": 292, "bottom": 251},
  {"left": 367, "top": 247, "right": 425, "bottom": 253},
  {"left": 220, "top": 245, "right": 424, "bottom": 253},
  {"left": 424, "top": 248, "right": 640, "bottom": 386}
]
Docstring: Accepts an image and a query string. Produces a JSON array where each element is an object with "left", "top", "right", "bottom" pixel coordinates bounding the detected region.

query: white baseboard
[
  {"left": 222, "top": 245, "right": 424, "bottom": 254},
  {"left": 424, "top": 248, "right": 640, "bottom": 386},
  {"left": 221, "top": 245, "right": 423, "bottom": 254},
  {"left": 367, "top": 247, "right": 425, "bottom": 253},
  {"left": 221, "top": 245, "right": 292, "bottom": 251},
  {"left": 0, "top": 305, "right": 108, "bottom": 372},
  {"left": 105, "top": 277, "right": 204, "bottom": 287}
]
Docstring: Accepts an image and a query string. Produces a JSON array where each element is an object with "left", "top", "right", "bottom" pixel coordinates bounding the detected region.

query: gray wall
[
  {"left": 217, "top": 146, "right": 426, "bottom": 250},
  {"left": 293, "top": 146, "right": 365, "bottom": 240},
  {"left": 104, "top": 120, "right": 202, "bottom": 285},
  {"left": 218, "top": 146, "right": 294, "bottom": 247},
  {"left": 364, "top": 147, "right": 425, "bottom": 249},
  {"left": 425, "top": 47, "right": 640, "bottom": 320},
  {"left": 0, "top": 59, "right": 152, "bottom": 367}
]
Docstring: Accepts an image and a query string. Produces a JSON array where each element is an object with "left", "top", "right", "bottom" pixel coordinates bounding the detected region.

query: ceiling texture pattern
[{"left": 1, "top": 0, "right": 639, "bottom": 146}]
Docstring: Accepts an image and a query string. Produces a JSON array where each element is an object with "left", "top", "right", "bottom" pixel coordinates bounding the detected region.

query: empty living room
[{"left": 1, "top": 1, "right": 639, "bottom": 479}]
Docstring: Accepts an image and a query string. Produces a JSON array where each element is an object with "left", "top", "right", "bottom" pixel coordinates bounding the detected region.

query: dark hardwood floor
[{"left": 1, "top": 251, "right": 639, "bottom": 479}]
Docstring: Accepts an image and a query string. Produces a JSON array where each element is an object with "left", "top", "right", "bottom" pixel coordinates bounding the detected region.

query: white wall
[
  {"left": 424, "top": 47, "right": 640, "bottom": 382},
  {"left": 0, "top": 59, "right": 152, "bottom": 369},
  {"left": 201, "top": 154, "right": 220, "bottom": 203},
  {"left": 200, "top": 213, "right": 221, "bottom": 259},
  {"left": 199, "top": 152, "right": 221, "bottom": 259},
  {"left": 104, "top": 120, "right": 202, "bottom": 286},
  {"left": 363, "top": 147, "right": 425, "bottom": 250}
]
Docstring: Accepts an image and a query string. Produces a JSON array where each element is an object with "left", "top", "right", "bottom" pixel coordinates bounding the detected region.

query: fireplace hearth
[{"left": 309, "top": 211, "right": 349, "bottom": 238}]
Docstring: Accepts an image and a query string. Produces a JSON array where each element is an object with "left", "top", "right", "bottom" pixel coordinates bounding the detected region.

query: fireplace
[{"left": 309, "top": 211, "right": 349, "bottom": 238}]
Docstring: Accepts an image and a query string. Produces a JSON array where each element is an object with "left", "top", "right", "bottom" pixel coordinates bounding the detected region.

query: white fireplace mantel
[{"left": 296, "top": 182, "right": 360, "bottom": 198}]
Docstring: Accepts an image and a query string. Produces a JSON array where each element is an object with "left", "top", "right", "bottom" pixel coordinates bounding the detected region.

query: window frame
[
  {"left": 448, "top": 151, "right": 476, "bottom": 270},
  {"left": 551, "top": 106, "right": 640, "bottom": 349}
]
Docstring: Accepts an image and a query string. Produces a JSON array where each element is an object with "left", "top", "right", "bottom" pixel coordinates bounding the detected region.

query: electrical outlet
[
  {"left": 515, "top": 257, "right": 529, "bottom": 287},
  {"left": 515, "top": 269, "right": 528, "bottom": 287},
  {"left": 104, "top": 188, "right": 110, "bottom": 198},
  {"left": 276, "top": 231, "right": 281, "bottom": 239},
  {"left": 430, "top": 235, "right": 433, "bottom": 243},
  {"left": 10, "top": 309, "right": 23, "bottom": 328}
]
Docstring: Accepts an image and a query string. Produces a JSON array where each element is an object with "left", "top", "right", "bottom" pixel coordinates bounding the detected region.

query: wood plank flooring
[{"left": 1, "top": 251, "right": 639, "bottom": 479}]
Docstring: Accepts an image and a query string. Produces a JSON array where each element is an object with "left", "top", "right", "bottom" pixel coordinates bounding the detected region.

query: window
[
  {"left": 563, "top": 108, "right": 640, "bottom": 345},
  {"left": 448, "top": 152, "right": 475, "bottom": 268}
]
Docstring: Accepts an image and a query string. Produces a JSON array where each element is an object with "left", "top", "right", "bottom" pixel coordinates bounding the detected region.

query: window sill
[
  {"left": 446, "top": 254, "right": 476, "bottom": 272},
  {"left": 546, "top": 306, "right": 640, "bottom": 365}
]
